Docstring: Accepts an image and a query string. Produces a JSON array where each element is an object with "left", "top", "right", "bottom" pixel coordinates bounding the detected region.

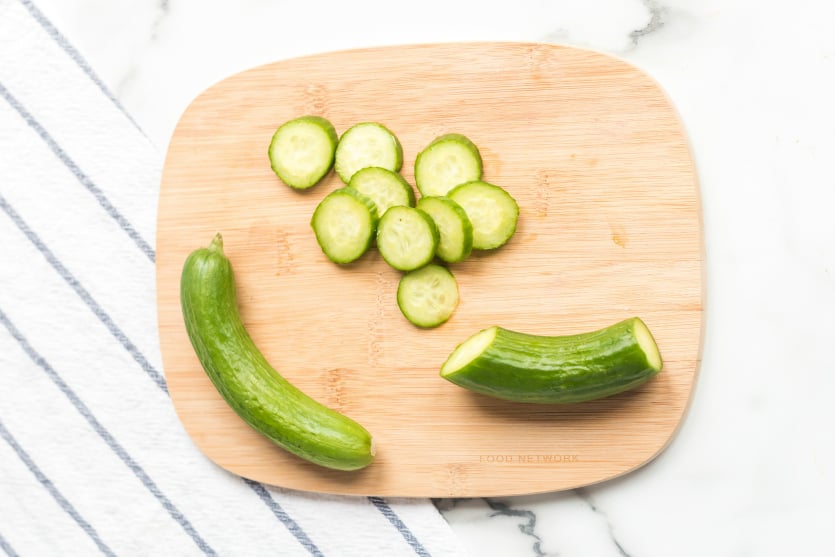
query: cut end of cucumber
[
  {"left": 633, "top": 318, "right": 663, "bottom": 371},
  {"left": 441, "top": 327, "right": 498, "bottom": 377}
]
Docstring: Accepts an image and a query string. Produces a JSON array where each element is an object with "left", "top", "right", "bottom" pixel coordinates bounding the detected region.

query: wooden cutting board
[{"left": 156, "top": 42, "right": 703, "bottom": 497}]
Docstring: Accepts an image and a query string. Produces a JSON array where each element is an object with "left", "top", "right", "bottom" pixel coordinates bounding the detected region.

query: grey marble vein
[
  {"left": 151, "top": 0, "right": 170, "bottom": 40},
  {"left": 116, "top": 0, "right": 170, "bottom": 98},
  {"left": 483, "top": 499, "right": 551, "bottom": 557},
  {"left": 630, "top": 0, "right": 667, "bottom": 46},
  {"left": 574, "top": 489, "right": 632, "bottom": 557},
  {"left": 115, "top": 66, "right": 138, "bottom": 101}
]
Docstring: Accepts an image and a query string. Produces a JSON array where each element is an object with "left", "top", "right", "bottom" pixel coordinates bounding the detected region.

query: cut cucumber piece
[
  {"left": 414, "top": 133, "right": 483, "bottom": 196},
  {"left": 397, "top": 264, "right": 459, "bottom": 328},
  {"left": 416, "top": 196, "right": 473, "bottom": 263},
  {"left": 448, "top": 181, "right": 519, "bottom": 250},
  {"left": 376, "top": 206, "right": 439, "bottom": 271},
  {"left": 348, "top": 166, "right": 415, "bottom": 216},
  {"left": 441, "top": 317, "right": 663, "bottom": 404},
  {"left": 268, "top": 115, "right": 338, "bottom": 190},
  {"left": 310, "top": 187, "right": 378, "bottom": 264},
  {"left": 334, "top": 122, "right": 403, "bottom": 183}
]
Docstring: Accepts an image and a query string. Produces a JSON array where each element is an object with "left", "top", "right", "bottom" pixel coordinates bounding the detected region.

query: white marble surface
[{"left": 30, "top": 0, "right": 835, "bottom": 555}]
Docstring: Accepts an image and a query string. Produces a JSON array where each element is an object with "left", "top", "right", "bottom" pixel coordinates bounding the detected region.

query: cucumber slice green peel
[
  {"left": 376, "top": 206, "right": 439, "bottom": 271},
  {"left": 440, "top": 317, "right": 663, "bottom": 404},
  {"left": 448, "top": 180, "right": 519, "bottom": 250},
  {"left": 268, "top": 115, "right": 338, "bottom": 190},
  {"left": 335, "top": 122, "right": 403, "bottom": 183},
  {"left": 397, "top": 264, "right": 459, "bottom": 328},
  {"left": 416, "top": 196, "right": 473, "bottom": 263},
  {"left": 310, "top": 187, "right": 378, "bottom": 264},
  {"left": 414, "top": 133, "right": 483, "bottom": 197},
  {"left": 348, "top": 166, "right": 415, "bottom": 216}
]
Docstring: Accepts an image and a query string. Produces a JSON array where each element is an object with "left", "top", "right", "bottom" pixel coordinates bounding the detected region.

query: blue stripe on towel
[
  {"left": 0, "top": 82, "right": 156, "bottom": 263},
  {"left": 0, "top": 199, "right": 325, "bottom": 553},
  {"left": 16, "top": 0, "right": 144, "bottom": 134},
  {"left": 244, "top": 480, "right": 325, "bottom": 557},
  {"left": 0, "top": 308, "right": 218, "bottom": 557},
  {"left": 369, "top": 497, "right": 431, "bottom": 557},
  {"left": 0, "top": 194, "right": 168, "bottom": 394},
  {"left": 0, "top": 529, "right": 21, "bottom": 557},
  {"left": 0, "top": 418, "right": 117, "bottom": 557}
]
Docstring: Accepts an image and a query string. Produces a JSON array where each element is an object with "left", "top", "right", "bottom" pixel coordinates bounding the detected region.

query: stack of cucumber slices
[{"left": 269, "top": 116, "right": 520, "bottom": 328}]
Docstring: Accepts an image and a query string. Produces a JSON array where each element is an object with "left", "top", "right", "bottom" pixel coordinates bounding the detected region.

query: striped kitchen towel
[{"left": 0, "top": 1, "right": 466, "bottom": 555}]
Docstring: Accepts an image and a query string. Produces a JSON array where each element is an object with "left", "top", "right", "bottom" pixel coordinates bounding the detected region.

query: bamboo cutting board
[{"left": 156, "top": 42, "right": 703, "bottom": 497}]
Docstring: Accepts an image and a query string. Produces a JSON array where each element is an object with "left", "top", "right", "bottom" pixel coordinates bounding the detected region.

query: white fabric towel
[{"left": 0, "top": 1, "right": 467, "bottom": 555}]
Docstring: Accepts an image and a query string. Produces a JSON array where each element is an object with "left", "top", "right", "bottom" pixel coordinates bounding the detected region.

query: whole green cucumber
[
  {"left": 440, "top": 317, "right": 662, "bottom": 403},
  {"left": 180, "top": 234, "right": 374, "bottom": 471}
]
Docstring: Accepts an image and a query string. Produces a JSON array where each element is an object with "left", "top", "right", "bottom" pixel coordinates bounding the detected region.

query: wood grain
[{"left": 156, "top": 42, "right": 703, "bottom": 497}]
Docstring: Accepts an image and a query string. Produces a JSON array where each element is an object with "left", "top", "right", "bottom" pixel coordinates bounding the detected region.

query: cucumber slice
[
  {"left": 310, "top": 187, "right": 378, "bottom": 264},
  {"left": 448, "top": 181, "right": 519, "bottom": 250},
  {"left": 334, "top": 122, "right": 403, "bottom": 183},
  {"left": 376, "top": 206, "right": 439, "bottom": 271},
  {"left": 416, "top": 196, "right": 473, "bottom": 263},
  {"left": 440, "top": 317, "right": 663, "bottom": 404},
  {"left": 414, "top": 133, "right": 483, "bottom": 196},
  {"left": 268, "top": 115, "right": 338, "bottom": 190},
  {"left": 348, "top": 166, "right": 415, "bottom": 216},
  {"left": 397, "top": 264, "right": 459, "bottom": 328}
]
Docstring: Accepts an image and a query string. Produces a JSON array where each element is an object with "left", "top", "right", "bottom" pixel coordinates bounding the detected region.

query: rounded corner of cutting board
[{"left": 156, "top": 41, "right": 703, "bottom": 497}]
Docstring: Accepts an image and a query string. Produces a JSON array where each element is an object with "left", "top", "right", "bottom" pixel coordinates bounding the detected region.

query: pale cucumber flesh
[
  {"left": 397, "top": 264, "right": 459, "bottom": 328},
  {"left": 414, "top": 134, "right": 483, "bottom": 197},
  {"left": 335, "top": 122, "right": 403, "bottom": 183},
  {"left": 376, "top": 206, "right": 439, "bottom": 271},
  {"left": 348, "top": 166, "right": 415, "bottom": 216},
  {"left": 310, "top": 188, "right": 378, "bottom": 263},
  {"left": 448, "top": 181, "right": 519, "bottom": 250},
  {"left": 268, "top": 116, "right": 337, "bottom": 190}
]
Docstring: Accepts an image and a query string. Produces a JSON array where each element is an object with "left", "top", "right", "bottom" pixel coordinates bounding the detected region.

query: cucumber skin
[
  {"left": 180, "top": 235, "right": 374, "bottom": 470},
  {"left": 442, "top": 318, "right": 662, "bottom": 404}
]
